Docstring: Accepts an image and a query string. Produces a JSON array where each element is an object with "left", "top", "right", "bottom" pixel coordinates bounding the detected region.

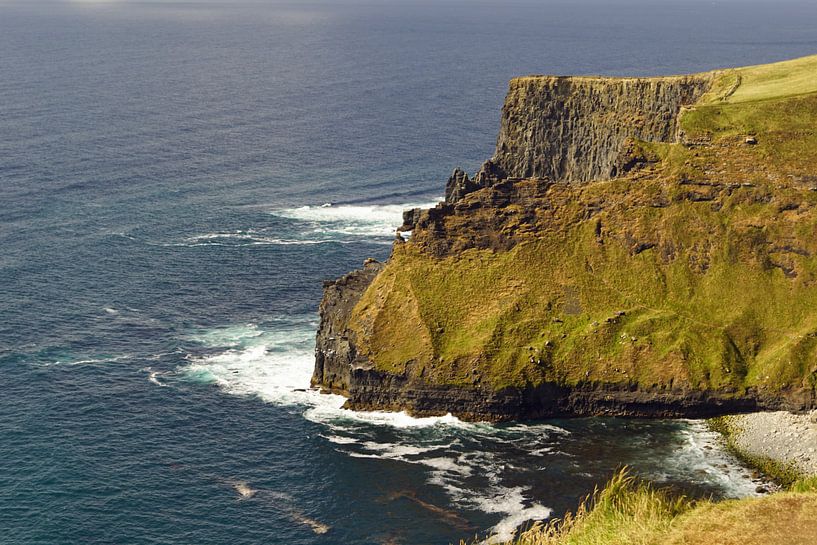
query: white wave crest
[
  {"left": 175, "top": 231, "right": 363, "bottom": 247},
  {"left": 271, "top": 201, "right": 439, "bottom": 240},
  {"left": 181, "top": 328, "right": 333, "bottom": 408},
  {"left": 650, "top": 420, "right": 764, "bottom": 498},
  {"left": 477, "top": 489, "right": 552, "bottom": 544},
  {"left": 305, "top": 404, "right": 472, "bottom": 429},
  {"left": 179, "top": 320, "right": 473, "bottom": 429}
]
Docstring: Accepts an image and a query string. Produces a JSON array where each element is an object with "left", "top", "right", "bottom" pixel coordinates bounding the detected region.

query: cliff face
[
  {"left": 313, "top": 55, "right": 817, "bottom": 421},
  {"left": 492, "top": 75, "right": 711, "bottom": 182},
  {"left": 442, "top": 74, "right": 712, "bottom": 205},
  {"left": 312, "top": 260, "right": 383, "bottom": 395}
]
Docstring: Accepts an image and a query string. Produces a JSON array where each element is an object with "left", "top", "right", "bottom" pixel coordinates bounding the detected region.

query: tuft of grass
[
  {"left": 790, "top": 476, "right": 817, "bottom": 493},
  {"left": 513, "top": 469, "right": 692, "bottom": 545}
]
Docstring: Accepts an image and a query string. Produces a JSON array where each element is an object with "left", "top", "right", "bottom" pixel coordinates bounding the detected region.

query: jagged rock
[
  {"left": 400, "top": 208, "right": 423, "bottom": 231},
  {"left": 444, "top": 168, "right": 479, "bottom": 203},
  {"left": 472, "top": 159, "right": 506, "bottom": 187},
  {"left": 312, "top": 262, "right": 384, "bottom": 395},
  {"left": 611, "top": 138, "right": 659, "bottom": 177}
]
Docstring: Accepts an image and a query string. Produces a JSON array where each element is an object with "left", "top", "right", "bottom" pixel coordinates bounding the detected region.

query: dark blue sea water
[{"left": 2, "top": 1, "right": 817, "bottom": 543}]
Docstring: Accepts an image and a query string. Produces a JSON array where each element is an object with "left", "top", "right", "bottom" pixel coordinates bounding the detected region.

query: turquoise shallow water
[{"left": 2, "top": 1, "right": 817, "bottom": 543}]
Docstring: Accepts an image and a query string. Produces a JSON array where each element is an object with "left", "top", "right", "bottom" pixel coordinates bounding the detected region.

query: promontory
[{"left": 313, "top": 54, "right": 817, "bottom": 422}]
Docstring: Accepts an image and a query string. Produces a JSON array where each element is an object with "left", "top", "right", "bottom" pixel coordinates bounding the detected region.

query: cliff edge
[{"left": 313, "top": 55, "right": 817, "bottom": 421}]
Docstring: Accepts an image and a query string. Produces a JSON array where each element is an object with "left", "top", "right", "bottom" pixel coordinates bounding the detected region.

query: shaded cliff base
[
  {"left": 470, "top": 469, "right": 817, "bottom": 545},
  {"left": 340, "top": 366, "right": 815, "bottom": 422}
]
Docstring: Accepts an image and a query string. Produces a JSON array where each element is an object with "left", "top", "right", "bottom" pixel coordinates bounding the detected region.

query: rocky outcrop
[
  {"left": 312, "top": 259, "right": 383, "bottom": 395},
  {"left": 442, "top": 74, "right": 711, "bottom": 205}
]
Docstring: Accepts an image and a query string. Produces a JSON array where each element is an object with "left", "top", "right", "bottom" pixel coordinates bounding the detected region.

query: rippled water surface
[{"left": 2, "top": 1, "right": 817, "bottom": 543}]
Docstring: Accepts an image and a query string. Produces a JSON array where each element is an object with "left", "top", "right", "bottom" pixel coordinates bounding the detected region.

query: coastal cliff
[
  {"left": 313, "top": 55, "right": 817, "bottom": 421},
  {"left": 493, "top": 75, "right": 711, "bottom": 182}
]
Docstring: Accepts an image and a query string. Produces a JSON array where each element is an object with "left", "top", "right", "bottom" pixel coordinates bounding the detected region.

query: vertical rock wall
[{"left": 491, "top": 74, "right": 712, "bottom": 182}]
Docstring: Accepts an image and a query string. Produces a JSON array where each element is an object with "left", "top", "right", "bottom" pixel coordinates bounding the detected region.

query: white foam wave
[
  {"left": 271, "top": 201, "right": 439, "bottom": 240},
  {"left": 179, "top": 321, "right": 473, "bottom": 430},
  {"left": 501, "top": 423, "right": 570, "bottom": 436},
  {"left": 181, "top": 340, "right": 333, "bottom": 407},
  {"left": 478, "top": 490, "right": 552, "bottom": 544},
  {"left": 45, "top": 355, "right": 129, "bottom": 367},
  {"left": 143, "top": 367, "right": 168, "bottom": 387},
  {"left": 322, "top": 434, "right": 359, "bottom": 445},
  {"left": 422, "top": 451, "right": 550, "bottom": 543},
  {"left": 420, "top": 456, "right": 471, "bottom": 474},
  {"left": 189, "top": 323, "right": 266, "bottom": 348},
  {"left": 174, "top": 231, "right": 363, "bottom": 247},
  {"left": 651, "top": 420, "right": 763, "bottom": 498},
  {"left": 306, "top": 405, "right": 473, "bottom": 429},
  {"left": 359, "top": 442, "right": 439, "bottom": 457}
]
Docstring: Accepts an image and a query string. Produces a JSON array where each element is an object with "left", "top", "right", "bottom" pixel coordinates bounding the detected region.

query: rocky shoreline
[{"left": 719, "top": 411, "right": 817, "bottom": 479}]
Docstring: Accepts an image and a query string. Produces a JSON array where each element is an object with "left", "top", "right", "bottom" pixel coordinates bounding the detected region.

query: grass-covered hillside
[{"left": 346, "top": 55, "right": 817, "bottom": 397}]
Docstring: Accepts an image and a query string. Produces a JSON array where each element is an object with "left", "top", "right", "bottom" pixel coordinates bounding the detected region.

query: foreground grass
[{"left": 475, "top": 470, "right": 817, "bottom": 545}]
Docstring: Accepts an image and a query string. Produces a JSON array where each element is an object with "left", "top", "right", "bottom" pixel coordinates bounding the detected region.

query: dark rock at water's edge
[{"left": 312, "top": 259, "right": 384, "bottom": 396}]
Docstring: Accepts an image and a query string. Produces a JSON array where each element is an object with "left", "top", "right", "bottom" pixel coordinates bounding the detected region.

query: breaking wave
[
  {"left": 163, "top": 200, "right": 439, "bottom": 248},
  {"left": 270, "top": 200, "right": 439, "bottom": 240}
]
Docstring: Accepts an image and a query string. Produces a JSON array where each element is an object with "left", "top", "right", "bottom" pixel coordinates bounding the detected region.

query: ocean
[{"left": 2, "top": 1, "right": 816, "bottom": 543}]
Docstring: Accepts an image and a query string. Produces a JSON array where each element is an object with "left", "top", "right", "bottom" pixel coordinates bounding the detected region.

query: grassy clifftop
[{"left": 345, "top": 55, "right": 817, "bottom": 400}]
